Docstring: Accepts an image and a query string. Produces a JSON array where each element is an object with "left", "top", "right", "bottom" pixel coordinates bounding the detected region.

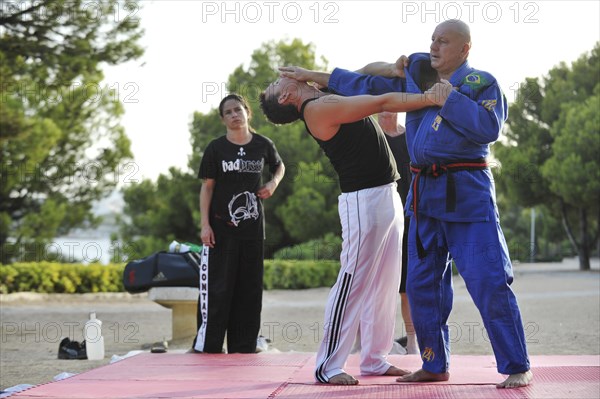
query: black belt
[{"left": 410, "top": 158, "right": 488, "bottom": 258}]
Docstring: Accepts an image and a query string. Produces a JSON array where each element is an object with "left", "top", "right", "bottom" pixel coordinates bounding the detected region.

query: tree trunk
[
  {"left": 560, "top": 201, "right": 591, "bottom": 270},
  {"left": 596, "top": 207, "right": 600, "bottom": 259},
  {"left": 560, "top": 201, "right": 578, "bottom": 254},
  {"left": 578, "top": 207, "right": 591, "bottom": 271}
]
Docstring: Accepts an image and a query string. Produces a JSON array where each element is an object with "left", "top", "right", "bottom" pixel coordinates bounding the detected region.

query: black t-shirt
[
  {"left": 300, "top": 99, "right": 399, "bottom": 193},
  {"left": 198, "top": 133, "right": 282, "bottom": 239}
]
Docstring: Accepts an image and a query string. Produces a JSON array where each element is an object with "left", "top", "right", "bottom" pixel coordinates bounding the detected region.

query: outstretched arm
[
  {"left": 305, "top": 92, "right": 436, "bottom": 141},
  {"left": 278, "top": 66, "right": 330, "bottom": 88},
  {"left": 280, "top": 64, "right": 407, "bottom": 95},
  {"left": 281, "top": 56, "right": 408, "bottom": 83},
  {"left": 355, "top": 55, "right": 409, "bottom": 78}
]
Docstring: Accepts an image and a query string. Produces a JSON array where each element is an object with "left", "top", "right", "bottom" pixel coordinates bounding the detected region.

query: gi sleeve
[
  {"left": 328, "top": 68, "right": 406, "bottom": 96},
  {"left": 439, "top": 83, "right": 508, "bottom": 145}
]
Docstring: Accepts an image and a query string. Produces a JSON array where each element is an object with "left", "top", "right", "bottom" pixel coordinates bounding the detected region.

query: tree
[
  {"left": 116, "top": 168, "right": 201, "bottom": 259},
  {"left": 276, "top": 161, "right": 340, "bottom": 243},
  {"left": 493, "top": 43, "right": 600, "bottom": 270},
  {"left": 0, "top": 0, "right": 144, "bottom": 263},
  {"left": 118, "top": 39, "right": 337, "bottom": 257},
  {"left": 542, "top": 91, "right": 600, "bottom": 267},
  {"left": 495, "top": 193, "right": 572, "bottom": 262}
]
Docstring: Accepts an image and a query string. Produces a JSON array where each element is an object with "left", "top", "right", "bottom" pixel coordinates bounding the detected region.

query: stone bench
[{"left": 148, "top": 287, "right": 198, "bottom": 341}]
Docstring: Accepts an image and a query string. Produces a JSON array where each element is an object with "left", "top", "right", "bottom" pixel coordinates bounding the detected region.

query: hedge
[
  {"left": 263, "top": 260, "right": 340, "bottom": 290},
  {"left": 0, "top": 260, "right": 342, "bottom": 294}
]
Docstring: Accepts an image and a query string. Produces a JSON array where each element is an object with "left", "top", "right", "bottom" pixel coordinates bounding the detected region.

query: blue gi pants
[{"left": 407, "top": 201, "right": 530, "bottom": 375}]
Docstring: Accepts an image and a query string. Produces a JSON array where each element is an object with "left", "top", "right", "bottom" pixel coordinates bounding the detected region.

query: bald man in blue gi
[{"left": 279, "top": 19, "right": 533, "bottom": 389}]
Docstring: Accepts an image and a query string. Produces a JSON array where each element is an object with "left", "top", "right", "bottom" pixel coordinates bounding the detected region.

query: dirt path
[{"left": 1, "top": 258, "right": 598, "bottom": 390}]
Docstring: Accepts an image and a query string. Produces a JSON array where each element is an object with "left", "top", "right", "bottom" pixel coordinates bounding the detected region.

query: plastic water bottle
[
  {"left": 169, "top": 240, "right": 202, "bottom": 253},
  {"left": 169, "top": 240, "right": 189, "bottom": 253},
  {"left": 183, "top": 242, "right": 202, "bottom": 252},
  {"left": 84, "top": 312, "right": 105, "bottom": 360}
]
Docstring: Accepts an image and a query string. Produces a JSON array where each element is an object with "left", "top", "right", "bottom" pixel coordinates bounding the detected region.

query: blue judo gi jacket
[{"left": 328, "top": 53, "right": 508, "bottom": 223}]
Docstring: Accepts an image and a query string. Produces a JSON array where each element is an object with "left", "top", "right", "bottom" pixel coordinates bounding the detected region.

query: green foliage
[
  {"left": 274, "top": 233, "right": 342, "bottom": 261},
  {"left": 542, "top": 94, "right": 600, "bottom": 207},
  {"left": 1, "top": 0, "right": 144, "bottom": 263},
  {"left": 263, "top": 260, "right": 340, "bottom": 290},
  {"left": 496, "top": 193, "right": 574, "bottom": 262},
  {"left": 493, "top": 43, "right": 600, "bottom": 269},
  {"left": 0, "top": 260, "right": 341, "bottom": 293},
  {"left": 0, "top": 263, "right": 125, "bottom": 294},
  {"left": 492, "top": 78, "right": 553, "bottom": 207},
  {"left": 275, "top": 162, "right": 340, "bottom": 243},
  {"left": 116, "top": 168, "right": 201, "bottom": 258}
]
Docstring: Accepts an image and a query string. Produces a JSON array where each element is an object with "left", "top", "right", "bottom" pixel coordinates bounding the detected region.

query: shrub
[
  {"left": 273, "top": 233, "right": 342, "bottom": 261},
  {"left": 0, "top": 263, "right": 124, "bottom": 294},
  {"left": 0, "top": 260, "right": 342, "bottom": 293},
  {"left": 263, "top": 260, "right": 340, "bottom": 290}
]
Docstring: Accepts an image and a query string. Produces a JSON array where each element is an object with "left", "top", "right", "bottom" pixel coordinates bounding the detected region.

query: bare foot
[
  {"left": 496, "top": 370, "right": 533, "bottom": 388},
  {"left": 396, "top": 368, "right": 450, "bottom": 383},
  {"left": 328, "top": 372, "right": 359, "bottom": 385},
  {"left": 384, "top": 365, "right": 411, "bottom": 376}
]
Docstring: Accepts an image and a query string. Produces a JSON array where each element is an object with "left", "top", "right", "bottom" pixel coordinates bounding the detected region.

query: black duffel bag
[{"left": 123, "top": 251, "right": 201, "bottom": 293}]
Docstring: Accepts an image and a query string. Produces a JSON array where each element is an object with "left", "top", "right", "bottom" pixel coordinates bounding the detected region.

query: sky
[{"left": 102, "top": 0, "right": 600, "bottom": 182}]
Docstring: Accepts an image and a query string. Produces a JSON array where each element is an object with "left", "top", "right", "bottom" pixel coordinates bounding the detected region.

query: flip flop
[{"left": 150, "top": 341, "right": 168, "bottom": 353}]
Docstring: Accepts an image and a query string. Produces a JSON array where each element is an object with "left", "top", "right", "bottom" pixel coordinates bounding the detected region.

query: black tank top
[{"left": 300, "top": 98, "right": 399, "bottom": 193}]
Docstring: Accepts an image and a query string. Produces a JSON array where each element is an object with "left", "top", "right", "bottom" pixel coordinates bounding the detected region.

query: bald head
[
  {"left": 430, "top": 19, "right": 472, "bottom": 79},
  {"left": 437, "top": 19, "right": 471, "bottom": 45}
]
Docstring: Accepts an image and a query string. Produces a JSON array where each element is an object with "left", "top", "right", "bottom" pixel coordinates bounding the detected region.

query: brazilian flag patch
[{"left": 464, "top": 73, "right": 488, "bottom": 89}]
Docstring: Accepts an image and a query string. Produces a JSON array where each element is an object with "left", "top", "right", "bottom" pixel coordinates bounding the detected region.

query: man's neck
[
  {"left": 437, "top": 60, "right": 468, "bottom": 81},
  {"left": 437, "top": 71, "right": 454, "bottom": 81},
  {"left": 295, "top": 87, "right": 326, "bottom": 110}
]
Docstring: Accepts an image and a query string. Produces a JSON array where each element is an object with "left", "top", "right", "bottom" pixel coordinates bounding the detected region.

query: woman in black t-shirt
[{"left": 193, "top": 94, "right": 285, "bottom": 354}]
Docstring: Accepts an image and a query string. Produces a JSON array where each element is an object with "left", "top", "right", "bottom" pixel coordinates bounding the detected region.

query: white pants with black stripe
[{"left": 315, "top": 182, "right": 403, "bottom": 382}]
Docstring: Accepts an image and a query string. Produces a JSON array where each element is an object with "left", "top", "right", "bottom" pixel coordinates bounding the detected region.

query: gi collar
[{"left": 448, "top": 61, "right": 472, "bottom": 87}]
